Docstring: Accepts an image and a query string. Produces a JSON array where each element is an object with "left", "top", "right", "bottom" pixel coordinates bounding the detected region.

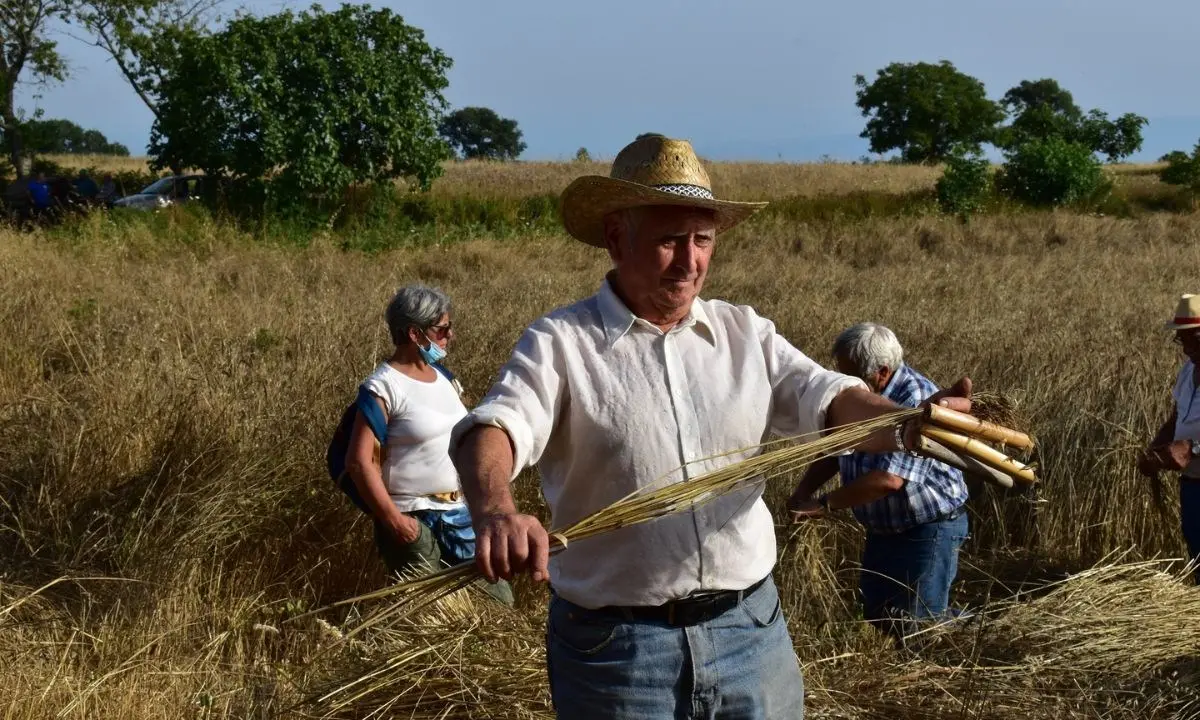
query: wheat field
[{"left": 3, "top": 165, "right": 1200, "bottom": 719}]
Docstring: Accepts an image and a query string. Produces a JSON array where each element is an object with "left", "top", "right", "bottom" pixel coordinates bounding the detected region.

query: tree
[
  {"left": 854, "top": 60, "right": 1004, "bottom": 164},
  {"left": 149, "top": 3, "right": 452, "bottom": 207},
  {"left": 1001, "top": 78, "right": 1081, "bottom": 121},
  {"left": 1079, "top": 110, "right": 1148, "bottom": 163},
  {"left": 997, "top": 78, "right": 1081, "bottom": 150},
  {"left": 0, "top": 0, "right": 73, "bottom": 175},
  {"left": 997, "top": 78, "right": 1147, "bottom": 162},
  {"left": 438, "top": 106, "right": 526, "bottom": 161},
  {"left": 17, "top": 117, "right": 130, "bottom": 154},
  {"left": 74, "top": 0, "right": 222, "bottom": 121}
]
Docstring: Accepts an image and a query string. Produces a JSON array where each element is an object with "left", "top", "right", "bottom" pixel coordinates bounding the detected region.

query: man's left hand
[{"left": 905, "top": 376, "right": 973, "bottom": 450}]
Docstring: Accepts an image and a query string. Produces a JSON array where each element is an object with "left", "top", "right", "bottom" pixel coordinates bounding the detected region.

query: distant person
[
  {"left": 1137, "top": 293, "right": 1200, "bottom": 584},
  {"left": 27, "top": 174, "right": 51, "bottom": 215},
  {"left": 788, "top": 322, "right": 970, "bottom": 638},
  {"left": 74, "top": 170, "right": 100, "bottom": 201},
  {"left": 342, "top": 284, "right": 513, "bottom": 606},
  {"left": 97, "top": 174, "right": 119, "bottom": 205}
]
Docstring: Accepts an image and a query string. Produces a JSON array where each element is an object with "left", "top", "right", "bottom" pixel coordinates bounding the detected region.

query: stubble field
[{"left": 3, "top": 159, "right": 1199, "bottom": 719}]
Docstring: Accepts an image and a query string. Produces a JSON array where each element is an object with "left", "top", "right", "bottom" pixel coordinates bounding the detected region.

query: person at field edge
[
  {"left": 787, "top": 323, "right": 970, "bottom": 638},
  {"left": 448, "top": 133, "right": 975, "bottom": 719},
  {"left": 344, "top": 284, "right": 513, "bottom": 606},
  {"left": 1136, "top": 292, "right": 1200, "bottom": 584}
]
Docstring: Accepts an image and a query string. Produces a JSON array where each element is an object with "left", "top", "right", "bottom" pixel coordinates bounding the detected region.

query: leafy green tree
[
  {"left": 439, "top": 106, "right": 526, "bottom": 161},
  {"left": 1078, "top": 110, "right": 1148, "bottom": 163},
  {"left": 149, "top": 3, "right": 452, "bottom": 207},
  {"left": 17, "top": 118, "right": 130, "bottom": 155},
  {"left": 997, "top": 78, "right": 1147, "bottom": 162},
  {"left": 854, "top": 60, "right": 1004, "bottom": 164},
  {"left": 997, "top": 79, "right": 1081, "bottom": 150}
]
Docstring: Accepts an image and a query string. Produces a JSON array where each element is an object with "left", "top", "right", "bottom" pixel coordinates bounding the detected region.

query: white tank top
[{"left": 361, "top": 363, "right": 468, "bottom": 512}]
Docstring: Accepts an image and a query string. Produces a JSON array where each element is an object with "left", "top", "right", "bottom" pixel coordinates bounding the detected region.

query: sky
[{"left": 22, "top": 0, "right": 1200, "bottom": 162}]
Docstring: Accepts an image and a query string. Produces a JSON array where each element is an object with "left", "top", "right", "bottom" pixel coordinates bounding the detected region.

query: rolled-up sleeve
[
  {"left": 752, "top": 312, "right": 867, "bottom": 439},
  {"left": 450, "top": 317, "right": 565, "bottom": 482}
]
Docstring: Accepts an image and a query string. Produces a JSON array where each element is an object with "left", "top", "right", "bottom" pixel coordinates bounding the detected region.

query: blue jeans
[
  {"left": 545, "top": 576, "right": 804, "bottom": 719},
  {"left": 860, "top": 511, "right": 969, "bottom": 635},
  {"left": 1181, "top": 480, "right": 1200, "bottom": 584}
]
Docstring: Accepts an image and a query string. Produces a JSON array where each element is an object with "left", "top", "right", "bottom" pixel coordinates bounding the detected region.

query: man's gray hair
[
  {"left": 385, "top": 284, "right": 451, "bottom": 345},
  {"left": 832, "top": 322, "right": 904, "bottom": 379}
]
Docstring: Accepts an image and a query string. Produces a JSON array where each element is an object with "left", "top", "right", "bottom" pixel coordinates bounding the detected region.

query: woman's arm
[{"left": 345, "top": 394, "right": 421, "bottom": 543}]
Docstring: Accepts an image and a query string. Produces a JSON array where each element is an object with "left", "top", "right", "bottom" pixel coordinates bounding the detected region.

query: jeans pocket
[
  {"left": 549, "top": 600, "right": 621, "bottom": 655},
  {"left": 740, "top": 581, "right": 782, "bottom": 628}
]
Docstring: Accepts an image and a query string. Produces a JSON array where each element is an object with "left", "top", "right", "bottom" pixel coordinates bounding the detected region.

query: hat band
[
  {"left": 1176, "top": 316, "right": 1200, "bottom": 325},
  {"left": 653, "top": 183, "right": 715, "bottom": 200}
]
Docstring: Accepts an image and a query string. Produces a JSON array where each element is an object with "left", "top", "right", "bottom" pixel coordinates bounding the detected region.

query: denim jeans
[
  {"left": 860, "top": 510, "right": 969, "bottom": 635},
  {"left": 1181, "top": 480, "right": 1200, "bottom": 584},
  {"left": 545, "top": 575, "right": 804, "bottom": 719}
]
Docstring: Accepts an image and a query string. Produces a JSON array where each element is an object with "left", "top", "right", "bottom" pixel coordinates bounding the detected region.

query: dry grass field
[
  {"left": 46, "top": 153, "right": 1164, "bottom": 200},
  {"left": 3, "top": 163, "right": 1200, "bottom": 719}
]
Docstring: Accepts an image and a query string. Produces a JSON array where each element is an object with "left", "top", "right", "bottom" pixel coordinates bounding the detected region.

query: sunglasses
[{"left": 427, "top": 322, "right": 453, "bottom": 333}]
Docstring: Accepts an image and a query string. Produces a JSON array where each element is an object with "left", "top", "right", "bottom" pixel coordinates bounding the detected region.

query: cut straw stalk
[
  {"left": 919, "top": 426, "right": 1037, "bottom": 485},
  {"left": 311, "top": 409, "right": 921, "bottom": 641},
  {"left": 915, "top": 435, "right": 1014, "bottom": 489},
  {"left": 925, "top": 404, "right": 1034, "bottom": 451}
]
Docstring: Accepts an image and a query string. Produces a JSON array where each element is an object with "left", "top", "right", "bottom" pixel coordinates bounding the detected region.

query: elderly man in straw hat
[
  {"left": 1137, "top": 293, "right": 1200, "bottom": 584},
  {"left": 450, "top": 133, "right": 973, "bottom": 718}
]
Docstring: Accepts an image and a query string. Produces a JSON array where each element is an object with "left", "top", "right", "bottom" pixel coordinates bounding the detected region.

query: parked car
[{"left": 112, "top": 175, "right": 206, "bottom": 210}]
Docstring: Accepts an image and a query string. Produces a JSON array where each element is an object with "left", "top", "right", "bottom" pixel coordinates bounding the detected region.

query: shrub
[
  {"left": 1159, "top": 143, "right": 1200, "bottom": 190},
  {"left": 574, "top": 147, "right": 591, "bottom": 163},
  {"left": 936, "top": 152, "right": 992, "bottom": 215},
  {"left": 996, "top": 137, "right": 1109, "bottom": 207}
]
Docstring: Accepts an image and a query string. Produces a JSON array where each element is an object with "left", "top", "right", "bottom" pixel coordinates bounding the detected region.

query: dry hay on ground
[{"left": 304, "top": 561, "right": 1200, "bottom": 720}]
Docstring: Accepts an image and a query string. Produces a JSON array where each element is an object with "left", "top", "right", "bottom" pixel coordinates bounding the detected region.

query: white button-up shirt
[{"left": 451, "top": 275, "right": 866, "bottom": 608}]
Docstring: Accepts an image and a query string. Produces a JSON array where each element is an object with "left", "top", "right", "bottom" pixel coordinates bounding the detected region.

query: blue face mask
[{"left": 419, "top": 331, "right": 447, "bottom": 365}]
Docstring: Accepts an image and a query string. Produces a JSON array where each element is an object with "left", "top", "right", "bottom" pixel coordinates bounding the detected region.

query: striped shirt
[{"left": 838, "top": 364, "right": 969, "bottom": 534}]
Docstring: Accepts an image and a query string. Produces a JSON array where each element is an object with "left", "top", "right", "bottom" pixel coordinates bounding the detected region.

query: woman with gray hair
[{"left": 343, "top": 283, "right": 513, "bottom": 605}]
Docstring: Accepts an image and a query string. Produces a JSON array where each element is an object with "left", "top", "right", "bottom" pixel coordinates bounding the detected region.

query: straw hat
[
  {"left": 559, "top": 134, "right": 768, "bottom": 247},
  {"left": 1165, "top": 293, "right": 1200, "bottom": 331}
]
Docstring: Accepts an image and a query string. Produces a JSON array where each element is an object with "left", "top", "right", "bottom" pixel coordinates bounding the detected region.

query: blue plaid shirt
[{"left": 838, "top": 364, "right": 969, "bottom": 534}]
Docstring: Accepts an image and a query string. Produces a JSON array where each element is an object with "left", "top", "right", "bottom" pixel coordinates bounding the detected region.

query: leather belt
[
  {"left": 573, "top": 575, "right": 770, "bottom": 628},
  {"left": 427, "top": 491, "right": 462, "bottom": 503}
]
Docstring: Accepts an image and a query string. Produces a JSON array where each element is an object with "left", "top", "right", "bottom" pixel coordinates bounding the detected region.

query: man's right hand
[
  {"left": 385, "top": 513, "right": 423, "bottom": 545},
  {"left": 475, "top": 512, "right": 551, "bottom": 584}
]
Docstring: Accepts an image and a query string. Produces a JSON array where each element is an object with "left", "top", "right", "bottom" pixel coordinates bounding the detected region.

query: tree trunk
[{"left": 2, "top": 86, "right": 25, "bottom": 179}]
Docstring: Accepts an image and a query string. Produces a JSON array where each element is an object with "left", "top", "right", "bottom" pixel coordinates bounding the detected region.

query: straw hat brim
[{"left": 560, "top": 176, "right": 768, "bottom": 247}]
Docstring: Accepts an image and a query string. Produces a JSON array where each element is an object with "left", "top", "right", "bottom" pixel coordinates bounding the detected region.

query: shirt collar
[
  {"left": 880, "top": 363, "right": 908, "bottom": 400},
  {"left": 596, "top": 272, "right": 715, "bottom": 349}
]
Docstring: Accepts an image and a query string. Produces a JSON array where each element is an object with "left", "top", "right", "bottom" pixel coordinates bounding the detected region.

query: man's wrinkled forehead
[{"left": 630, "top": 205, "right": 716, "bottom": 235}]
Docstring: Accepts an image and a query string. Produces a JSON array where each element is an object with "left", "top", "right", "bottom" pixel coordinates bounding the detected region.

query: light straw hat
[
  {"left": 1165, "top": 293, "right": 1200, "bottom": 331},
  {"left": 559, "top": 134, "right": 768, "bottom": 247}
]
